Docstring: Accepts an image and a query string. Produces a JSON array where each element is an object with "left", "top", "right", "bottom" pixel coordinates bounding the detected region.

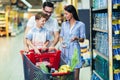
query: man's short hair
[{"left": 43, "top": 2, "right": 54, "bottom": 8}]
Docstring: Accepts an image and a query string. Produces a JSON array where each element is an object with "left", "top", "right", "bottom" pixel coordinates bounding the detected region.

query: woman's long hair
[{"left": 64, "top": 5, "right": 80, "bottom": 21}]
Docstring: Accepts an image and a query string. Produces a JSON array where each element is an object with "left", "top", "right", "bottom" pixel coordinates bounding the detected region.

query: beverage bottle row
[
  {"left": 112, "top": 20, "right": 120, "bottom": 35},
  {"left": 94, "top": 13, "right": 108, "bottom": 31},
  {"left": 112, "top": 12, "right": 120, "bottom": 20},
  {"left": 114, "top": 72, "right": 120, "bottom": 80},
  {"left": 113, "top": 35, "right": 120, "bottom": 46},
  {"left": 112, "top": 0, "right": 120, "bottom": 4},
  {"left": 94, "top": 32, "right": 108, "bottom": 57},
  {"left": 92, "top": 0, "right": 107, "bottom": 9}
]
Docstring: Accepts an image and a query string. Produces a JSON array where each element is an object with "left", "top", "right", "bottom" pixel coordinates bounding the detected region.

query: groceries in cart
[
  {"left": 20, "top": 48, "right": 78, "bottom": 80},
  {"left": 36, "top": 60, "right": 71, "bottom": 74},
  {"left": 26, "top": 49, "right": 72, "bottom": 73},
  {"left": 36, "top": 61, "right": 49, "bottom": 73}
]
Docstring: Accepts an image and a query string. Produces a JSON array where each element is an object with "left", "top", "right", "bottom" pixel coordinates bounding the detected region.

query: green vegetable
[
  {"left": 39, "top": 62, "right": 49, "bottom": 73},
  {"left": 71, "top": 48, "right": 79, "bottom": 71}
]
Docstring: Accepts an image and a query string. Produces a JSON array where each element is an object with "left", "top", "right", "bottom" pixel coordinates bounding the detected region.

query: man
[{"left": 24, "top": 2, "right": 59, "bottom": 52}]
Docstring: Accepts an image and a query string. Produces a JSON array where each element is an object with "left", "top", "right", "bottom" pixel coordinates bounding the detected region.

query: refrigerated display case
[{"left": 91, "top": 0, "right": 120, "bottom": 80}]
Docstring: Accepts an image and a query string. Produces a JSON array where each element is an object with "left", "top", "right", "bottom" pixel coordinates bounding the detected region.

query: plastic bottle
[{"left": 114, "top": 73, "right": 120, "bottom": 80}]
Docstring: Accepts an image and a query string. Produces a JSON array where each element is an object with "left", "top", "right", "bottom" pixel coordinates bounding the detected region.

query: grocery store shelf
[
  {"left": 11, "top": 27, "right": 24, "bottom": 36},
  {"left": 113, "top": 45, "right": 120, "bottom": 49},
  {"left": 113, "top": 4, "right": 120, "bottom": 9},
  {"left": 0, "top": 11, "right": 9, "bottom": 37},
  {"left": 92, "top": 8, "right": 107, "bottom": 11},
  {"left": 0, "top": 24, "right": 6, "bottom": 27},
  {"left": 0, "top": 18, "right": 6, "bottom": 20},
  {"left": 113, "top": 55, "right": 120, "bottom": 60},
  {"left": 0, "top": 31, "right": 6, "bottom": 36},
  {"left": 93, "top": 70, "right": 103, "bottom": 80},
  {"left": 93, "top": 28, "right": 108, "bottom": 33},
  {"left": 0, "top": 11, "right": 5, "bottom": 13},
  {"left": 0, "top": 22, "right": 6, "bottom": 24},
  {"left": 93, "top": 49, "right": 109, "bottom": 61},
  {"left": 114, "top": 69, "right": 120, "bottom": 74}
]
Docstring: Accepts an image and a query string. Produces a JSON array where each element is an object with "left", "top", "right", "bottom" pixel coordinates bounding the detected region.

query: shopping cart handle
[
  {"left": 20, "top": 50, "right": 24, "bottom": 54},
  {"left": 40, "top": 48, "right": 57, "bottom": 53}
]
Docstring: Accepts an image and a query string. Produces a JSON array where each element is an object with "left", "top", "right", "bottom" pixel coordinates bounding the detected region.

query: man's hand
[
  {"left": 41, "top": 46, "right": 47, "bottom": 52},
  {"left": 49, "top": 47, "right": 55, "bottom": 51}
]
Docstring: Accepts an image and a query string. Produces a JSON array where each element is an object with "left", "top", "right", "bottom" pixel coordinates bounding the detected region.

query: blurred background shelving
[{"left": 91, "top": 0, "right": 120, "bottom": 80}]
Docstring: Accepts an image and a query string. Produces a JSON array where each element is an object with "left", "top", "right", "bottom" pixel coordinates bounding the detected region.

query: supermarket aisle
[
  {"left": 0, "top": 32, "right": 91, "bottom": 80},
  {"left": 0, "top": 33, "right": 24, "bottom": 80}
]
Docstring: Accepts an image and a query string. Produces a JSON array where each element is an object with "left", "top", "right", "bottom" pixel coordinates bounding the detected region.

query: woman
[{"left": 60, "top": 5, "right": 86, "bottom": 80}]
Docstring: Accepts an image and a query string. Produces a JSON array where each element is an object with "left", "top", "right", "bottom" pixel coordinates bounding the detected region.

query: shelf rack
[
  {"left": 90, "top": 0, "right": 120, "bottom": 80},
  {"left": 0, "top": 11, "right": 9, "bottom": 37}
]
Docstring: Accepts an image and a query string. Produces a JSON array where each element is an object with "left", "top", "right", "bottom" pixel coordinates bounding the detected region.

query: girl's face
[
  {"left": 64, "top": 10, "right": 73, "bottom": 21},
  {"left": 36, "top": 17, "right": 46, "bottom": 28}
]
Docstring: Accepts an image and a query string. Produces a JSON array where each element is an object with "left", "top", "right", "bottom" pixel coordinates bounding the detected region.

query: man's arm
[{"left": 50, "top": 31, "right": 59, "bottom": 47}]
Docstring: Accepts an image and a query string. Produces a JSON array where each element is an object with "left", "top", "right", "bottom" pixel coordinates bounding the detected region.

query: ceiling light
[
  {"left": 21, "top": 0, "right": 32, "bottom": 8},
  {"left": 28, "top": 9, "right": 42, "bottom": 12}
]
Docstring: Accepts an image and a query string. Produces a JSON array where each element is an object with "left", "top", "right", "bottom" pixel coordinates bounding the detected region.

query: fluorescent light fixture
[
  {"left": 28, "top": 8, "right": 42, "bottom": 12},
  {"left": 21, "top": 0, "right": 32, "bottom": 8}
]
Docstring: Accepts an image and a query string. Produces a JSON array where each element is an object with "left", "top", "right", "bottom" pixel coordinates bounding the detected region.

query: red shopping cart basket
[
  {"left": 20, "top": 49, "right": 74, "bottom": 80},
  {"left": 26, "top": 49, "right": 61, "bottom": 70}
]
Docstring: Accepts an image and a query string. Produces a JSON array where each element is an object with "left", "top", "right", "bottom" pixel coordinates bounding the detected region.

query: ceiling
[
  {"left": 0, "top": 0, "right": 64, "bottom": 10},
  {"left": 0, "top": 0, "right": 42, "bottom": 9},
  {"left": 25, "top": 0, "right": 63, "bottom": 9},
  {"left": 26, "top": 0, "right": 42, "bottom": 9}
]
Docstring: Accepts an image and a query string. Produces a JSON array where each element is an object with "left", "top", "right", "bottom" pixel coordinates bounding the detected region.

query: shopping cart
[{"left": 20, "top": 49, "right": 74, "bottom": 80}]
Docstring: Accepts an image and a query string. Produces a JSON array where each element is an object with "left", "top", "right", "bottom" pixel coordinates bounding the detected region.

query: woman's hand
[
  {"left": 61, "top": 42, "right": 67, "bottom": 48},
  {"left": 71, "top": 36, "right": 79, "bottom": 42}
]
